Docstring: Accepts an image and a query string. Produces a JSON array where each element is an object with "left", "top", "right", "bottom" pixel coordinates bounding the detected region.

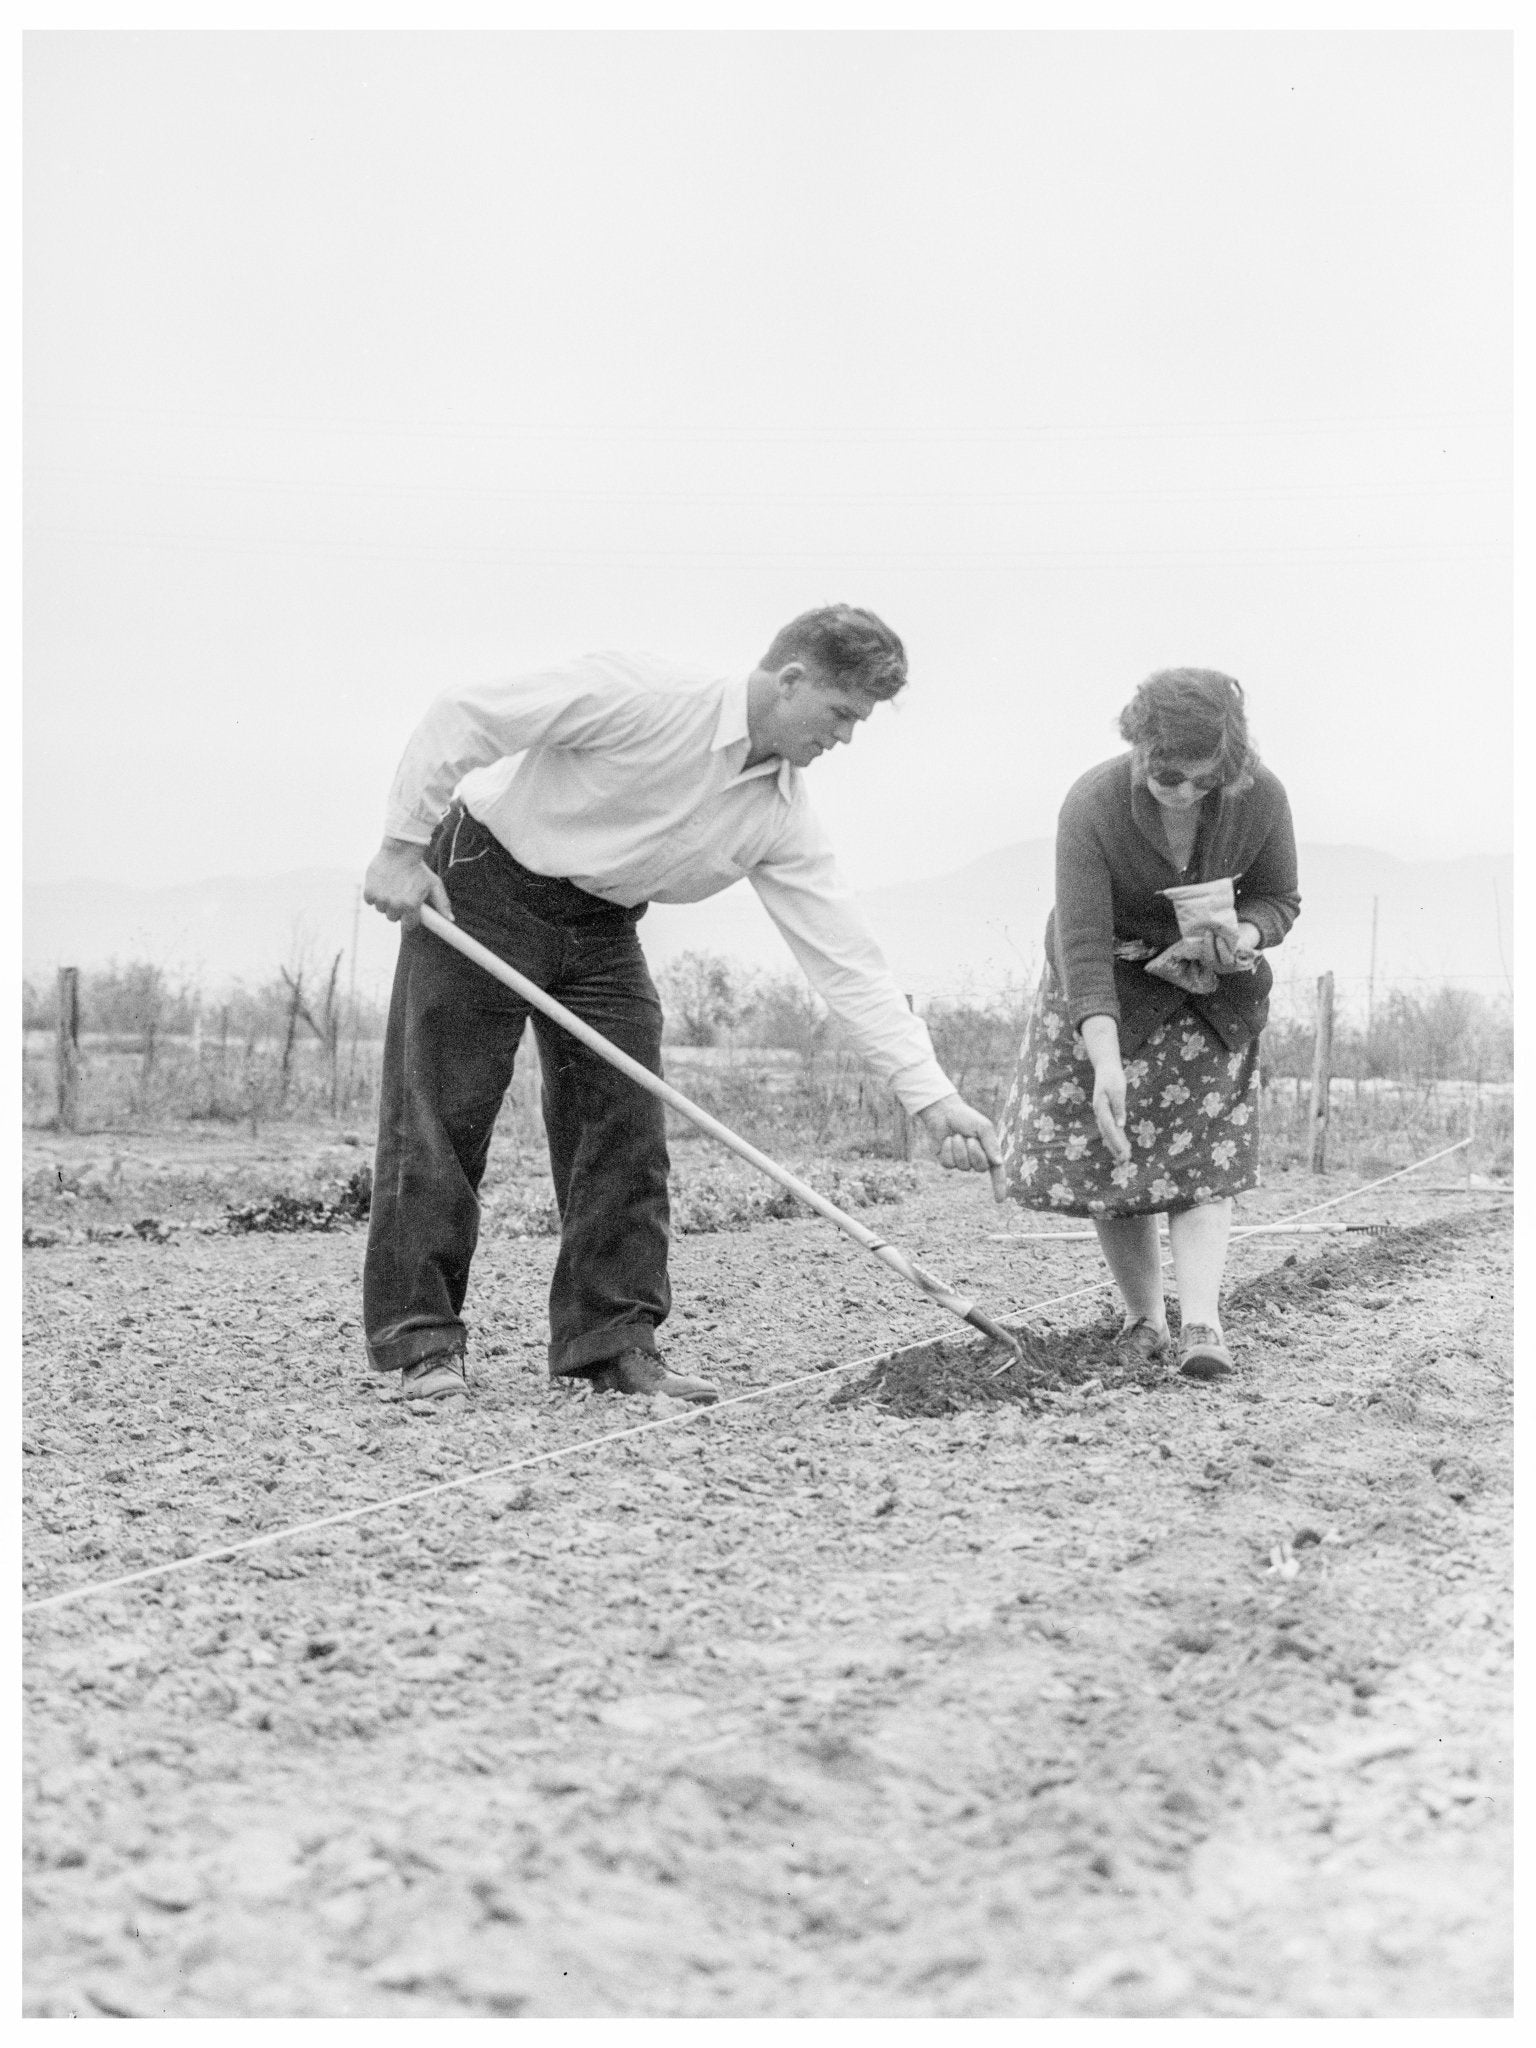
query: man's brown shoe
[
  {"left": 390, "top": 1351, "right": 470, "bottom": 1404},
  {"left": 591, "top": 1348, "right": 719, "bottom": 1405}
]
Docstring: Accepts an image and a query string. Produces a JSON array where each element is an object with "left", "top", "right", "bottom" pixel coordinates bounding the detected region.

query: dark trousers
[{"left": 364, "top": 804, "right": 671, "bottom": 1379}]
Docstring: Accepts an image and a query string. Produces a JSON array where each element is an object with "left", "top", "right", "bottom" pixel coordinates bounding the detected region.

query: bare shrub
[
  {"left": 655, "top": 952, "right": 758, "bottom": 1048},
  {"left": 22, "top": 953, "right": 1511, "bottom": 1189}
]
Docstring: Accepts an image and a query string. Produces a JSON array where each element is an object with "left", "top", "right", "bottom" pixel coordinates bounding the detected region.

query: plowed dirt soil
[{"left": 22, "top": 1128, "right": 1513, "bottom": 2017}]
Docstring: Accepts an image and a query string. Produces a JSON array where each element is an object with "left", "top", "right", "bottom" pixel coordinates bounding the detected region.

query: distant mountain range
[{"left": 25, "top": 842, "right": 1512, "bottom": 1024}]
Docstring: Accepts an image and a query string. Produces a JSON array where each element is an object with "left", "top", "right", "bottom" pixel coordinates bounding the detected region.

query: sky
[{"left": 24, "top": 30, "right": 1511, "bottom": 895}]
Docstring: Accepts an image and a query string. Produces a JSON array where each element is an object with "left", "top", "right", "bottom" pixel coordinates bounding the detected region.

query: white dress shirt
[{"left": 383, "top": 651, "right": 954, "bottom": 1113}]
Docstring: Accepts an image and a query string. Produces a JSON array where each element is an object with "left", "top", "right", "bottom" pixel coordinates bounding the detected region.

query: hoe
[{"left": 421, "top": 906, "right": 1031, "bottom": 1370}]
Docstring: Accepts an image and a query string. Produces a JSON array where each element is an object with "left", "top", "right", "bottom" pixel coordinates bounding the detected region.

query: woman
[{"left": 1000, "top": 668, "right": 1300, "bottom": 1378}]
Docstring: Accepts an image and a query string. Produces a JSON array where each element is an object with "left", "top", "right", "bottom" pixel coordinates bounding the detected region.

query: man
[{"left": 363, "top": 604, "right": 1003, "bottom": 1409}]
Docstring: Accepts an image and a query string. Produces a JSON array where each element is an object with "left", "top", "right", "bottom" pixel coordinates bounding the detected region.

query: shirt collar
[{"left": 713, "top": 672, "right": 795, "bottom": 798}]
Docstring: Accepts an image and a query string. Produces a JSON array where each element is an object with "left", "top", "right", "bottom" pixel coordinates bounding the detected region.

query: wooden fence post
[
  {"left": 1307, "top": 971, "right": 1335, "bottom": 1172},
  {"left": 56, "top": 967, "right": 81, "bottom": 1132}
]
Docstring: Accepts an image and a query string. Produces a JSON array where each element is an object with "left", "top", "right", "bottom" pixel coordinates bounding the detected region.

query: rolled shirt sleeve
[{"left": 749, "top": 813, "right": 955, "bottom": 1116}]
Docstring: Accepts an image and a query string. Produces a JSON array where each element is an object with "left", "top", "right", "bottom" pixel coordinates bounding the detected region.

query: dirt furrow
[{"left": 23, "top": 1183, "right": 1511, "bottom": 2016}]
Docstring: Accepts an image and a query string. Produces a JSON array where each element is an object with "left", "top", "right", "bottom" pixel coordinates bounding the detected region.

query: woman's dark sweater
[{"left": 1045, "top": 753, "right": 1301, "bottom": 1056}]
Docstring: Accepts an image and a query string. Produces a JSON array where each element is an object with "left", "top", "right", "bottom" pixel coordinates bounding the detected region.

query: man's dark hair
[
  {"left": 761, "top": 605, "right": 908, "bottom": 701},
  {"left": 1119, "top": 666, "right": 1258, "bottom": 793}
]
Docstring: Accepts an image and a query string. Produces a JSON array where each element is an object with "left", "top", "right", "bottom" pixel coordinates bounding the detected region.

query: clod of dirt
[
  {"left": 830, "top": 1315, "right": 1155, "bottom": 1418},
  {"left": 487, "top": 1485, "right": 536, "bottom": 1519},
  {"left": 1272, "top": 1634, "right": 1317, "bottom": 1661},
  {"left": 1171, "top": 1627, "right": 1216, "bottom": 1654},
  {"left": 1429, "top": 1455, "right": 1483, "bottom": 1504},
  {"left": 131, "top": 1861, "right": 205, "bottom": 1912}
]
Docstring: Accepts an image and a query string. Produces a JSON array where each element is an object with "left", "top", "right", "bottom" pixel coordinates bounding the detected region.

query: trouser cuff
[
  {"left": 368, "top": 1327, "right": 467, "bottom": 1374},
  {"left": 549, "top": 1322, "right": 658, "bottom": 1379}
]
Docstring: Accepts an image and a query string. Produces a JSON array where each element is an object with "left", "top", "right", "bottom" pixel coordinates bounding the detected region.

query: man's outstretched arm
[{"left": 749, "top": 835, "right": 1008, "bottom": 1199}]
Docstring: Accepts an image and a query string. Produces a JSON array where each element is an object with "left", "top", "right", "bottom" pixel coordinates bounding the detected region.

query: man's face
[{"left": 767, "top": 665, "right": 877, "bottom": 767}]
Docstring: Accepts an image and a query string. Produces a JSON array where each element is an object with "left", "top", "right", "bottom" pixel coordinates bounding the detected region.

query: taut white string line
[
  {"left": 22, "top": 1277, "right": 1107, "bottom": 1618},
  {"left": 1251, "top": 1137, "right": 1472, "bottom": 1224},
  {"left": 22, "top": 1136, "right": 1480, "bottom": 1619}
]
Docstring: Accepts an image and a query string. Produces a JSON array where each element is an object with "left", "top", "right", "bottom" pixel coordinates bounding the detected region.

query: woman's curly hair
[{"left": 1118, "top": 667, "right": 1258, "bottom": 793}]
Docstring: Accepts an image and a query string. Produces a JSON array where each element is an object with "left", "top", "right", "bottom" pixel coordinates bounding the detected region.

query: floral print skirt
[{"left": 999, "top": 969, "right": 1261, "bottom": 1218}]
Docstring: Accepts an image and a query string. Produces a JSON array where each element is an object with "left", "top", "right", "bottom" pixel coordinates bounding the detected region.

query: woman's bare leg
[
  {"left": 1167, "top": 1197, "right": 1233, "bottom": 1330},
  {"left": 1092, "top": 1213, "right": 1168, "bottom": 1331}
]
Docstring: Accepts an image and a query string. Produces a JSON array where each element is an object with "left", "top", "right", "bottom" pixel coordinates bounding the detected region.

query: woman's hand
[
  {"left": 1091, "top": 1063, "right": 1132, "bottom": 1163},
  {"left": 1079, "top": 1014, "right": 1133, "bottom": 1164},
  {"left": 1211, "top": 920, "right": 1262, "bottom": 972}
]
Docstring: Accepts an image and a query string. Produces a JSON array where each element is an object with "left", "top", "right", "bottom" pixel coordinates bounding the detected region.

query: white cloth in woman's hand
[{"left": 1144, "top": 934, "right": 1221, "bottom": 994}]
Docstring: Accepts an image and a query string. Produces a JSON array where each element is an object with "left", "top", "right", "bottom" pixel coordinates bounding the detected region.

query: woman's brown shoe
[
  {"left": 1177, "top": 1325, "right": 1234, "bottom": 1379},
  {"left": 1113, "top": 1317, "right": 1171, "bottom": 1366}
]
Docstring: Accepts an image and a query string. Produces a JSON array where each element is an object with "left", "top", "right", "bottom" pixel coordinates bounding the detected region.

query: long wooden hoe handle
[{"left": 419, "top": 906, "right": 1024, "bottom": 1363}]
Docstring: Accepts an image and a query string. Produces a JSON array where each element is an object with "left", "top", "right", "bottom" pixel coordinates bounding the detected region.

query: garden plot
[{"left": 22, "top": 1134, "right": 1512, "bottom": 2018}]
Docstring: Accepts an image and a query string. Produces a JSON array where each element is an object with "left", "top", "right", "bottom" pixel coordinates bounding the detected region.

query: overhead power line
[
  {"left": 27, "top": 466, "right": 1512, "bottom": 508},
  {"left": 25, "top": 524, "right": 1513, "bottom": 571},
  {"left": 24, "top": 403, "right": 1513, "bottom": 445}
]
